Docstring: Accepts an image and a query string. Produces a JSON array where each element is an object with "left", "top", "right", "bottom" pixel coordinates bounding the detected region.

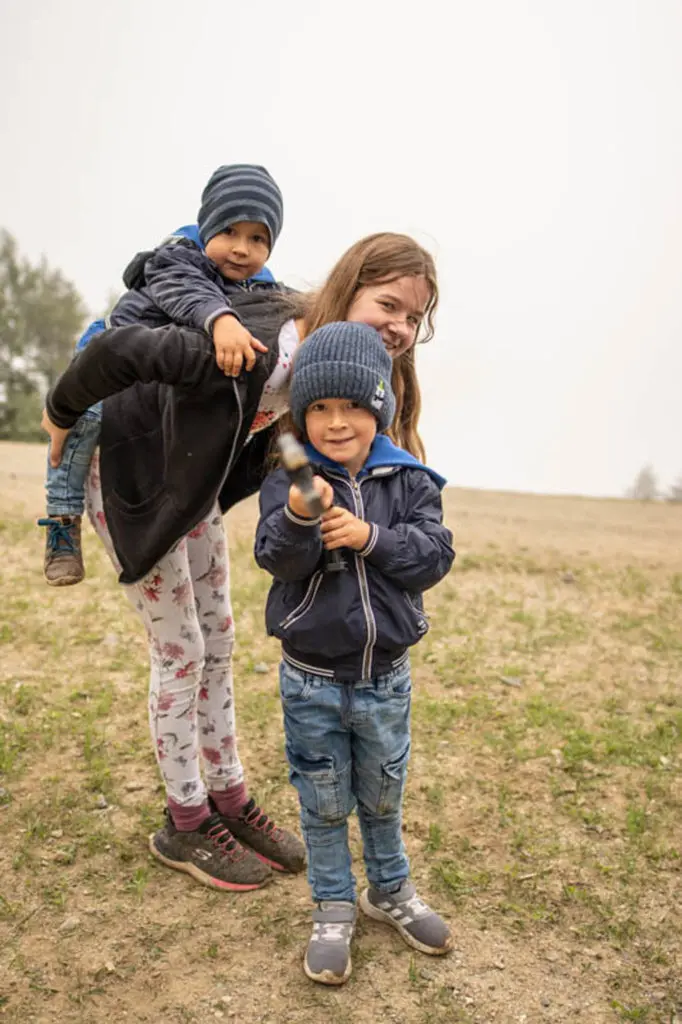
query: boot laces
[{"left": 38, "top": 517, "right": 80, "bottom": 555}]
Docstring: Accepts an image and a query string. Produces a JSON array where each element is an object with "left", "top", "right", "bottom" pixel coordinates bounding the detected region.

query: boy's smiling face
[
  {"left": 305, "top": 399, "right": 377, "bottom": 478},
  {"left": 205, "top": 221, "right": 270, "bottom": 281}
]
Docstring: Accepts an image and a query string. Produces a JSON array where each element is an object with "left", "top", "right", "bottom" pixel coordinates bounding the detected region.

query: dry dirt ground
[{"left": 0, "top": 441, "right": 680, "bottom": 1024}]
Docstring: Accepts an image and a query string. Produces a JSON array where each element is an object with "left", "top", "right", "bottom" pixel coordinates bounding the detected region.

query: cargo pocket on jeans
[
  {"left": 286, "top": 748, "right": 345, "bottom": 822},
  {"left": 376, "top": 743, "right": 410, "bottom": 815}
]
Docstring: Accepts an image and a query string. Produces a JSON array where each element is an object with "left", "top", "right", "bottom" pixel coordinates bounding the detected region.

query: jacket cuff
[
  {"left": 358, "top": 522, "right": 379, "bottom": 557},
  {"left": 203, "top": 305, "right": 240, "bottom": 334},
  {"left": 283, "top": 505, "right": 322, "bottom": 529},
  {"left": 358, "top": 523, "right": 393, "bottom": 564}
]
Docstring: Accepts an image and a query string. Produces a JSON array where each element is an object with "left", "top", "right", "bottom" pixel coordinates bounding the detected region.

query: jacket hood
[{"left": 305, "top": 433, "right": 447, "bottom": 490}]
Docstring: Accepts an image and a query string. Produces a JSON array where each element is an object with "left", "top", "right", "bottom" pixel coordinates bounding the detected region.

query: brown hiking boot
[
  {"left": 213, "top": 797, "right": 306, "bottom": 874},
  {"left": 38, "top": 516, "right": 84, "bottom": 586},
  {"left": 149, "top": 810, "right": 271, "bottom": 891}
]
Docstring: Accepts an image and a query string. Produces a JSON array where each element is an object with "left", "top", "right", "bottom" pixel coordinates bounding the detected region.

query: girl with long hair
[{"left": 41, "top": 233, "right": 438, "bottom": 893}]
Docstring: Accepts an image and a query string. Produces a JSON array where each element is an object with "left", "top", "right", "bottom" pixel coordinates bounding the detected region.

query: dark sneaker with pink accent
[
  {"left": 213, "top": 797, "right": 306, "bottom": 874},
  {"left": 149, "top": 809, "right": 271, "bottom": 891}
]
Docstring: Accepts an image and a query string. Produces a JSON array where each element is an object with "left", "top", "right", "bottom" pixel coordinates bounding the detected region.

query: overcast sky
[{"left": 1, "top": 0, "right": 680, "bottom": 496}]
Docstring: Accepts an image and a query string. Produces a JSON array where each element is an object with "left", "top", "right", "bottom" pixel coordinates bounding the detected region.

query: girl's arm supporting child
[{"left": 44, "top": 321, "right": 231, "bottom": 455}]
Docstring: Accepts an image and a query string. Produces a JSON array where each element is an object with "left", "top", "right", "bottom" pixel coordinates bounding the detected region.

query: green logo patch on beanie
[{"left": 371, "top": 379, "right": 386, "bottom": 412}]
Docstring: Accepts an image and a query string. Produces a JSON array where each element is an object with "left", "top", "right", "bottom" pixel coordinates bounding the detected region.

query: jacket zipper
[
  {"left": 326, "top": 471, "right": 377, "bottom": 679},
  {"left": 219, "top": 379, "right": 244, "bottom": 490},
  {"left": 352, "top": 478, "right": 378, "bottom": 678},
  {"left": 279, "top": 570, "right": 324, "bottom": 630}
]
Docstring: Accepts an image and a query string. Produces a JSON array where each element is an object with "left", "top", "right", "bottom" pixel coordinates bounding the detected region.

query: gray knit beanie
[
  {"left": 290, "top": 322, "right": 396, "bottom": 432},
  {"left": 197, "top": 164, "right": 283, "bottom": 251}
]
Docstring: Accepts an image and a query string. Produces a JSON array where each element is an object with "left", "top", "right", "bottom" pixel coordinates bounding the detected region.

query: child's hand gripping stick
[{"left": 278, "top": 432, "right": 346, "bottom": 572}]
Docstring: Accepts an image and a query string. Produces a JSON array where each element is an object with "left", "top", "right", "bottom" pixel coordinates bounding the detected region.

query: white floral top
[{"left": 248, "top": 318, "right": 299, "bottom": 436}]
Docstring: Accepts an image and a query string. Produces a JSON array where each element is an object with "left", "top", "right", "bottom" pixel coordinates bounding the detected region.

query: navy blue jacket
[{"left": 255, "top": 436, "right": 455, "bottom": 681}]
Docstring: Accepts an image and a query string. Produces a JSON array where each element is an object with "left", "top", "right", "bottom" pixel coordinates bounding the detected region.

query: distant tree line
[
  {"left": 0, "top": 229, "right": 87, "bottom": 441},
  {"left": 627, "top": 465, "right": 682, "bottom": 503}
]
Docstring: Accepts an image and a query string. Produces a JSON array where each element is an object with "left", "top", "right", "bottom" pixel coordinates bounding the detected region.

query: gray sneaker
[
  {"left": 304, "top": 901, "right": 356, "bottom": 986},
  {"left": 359, "top": 879, "right": 452, "bottom": 955}
]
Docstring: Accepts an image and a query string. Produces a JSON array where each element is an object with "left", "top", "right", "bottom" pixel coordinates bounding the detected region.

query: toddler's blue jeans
[
  {"left": 44, "top": 318, "right": 106, "bottom": 516},
  {"left": 279, "top": 657, "right": 412, "bottom": 904}
]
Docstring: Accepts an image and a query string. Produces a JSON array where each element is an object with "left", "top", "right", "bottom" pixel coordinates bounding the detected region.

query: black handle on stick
[{"left": 278, "top": 432, "right": 346, "bottom": 573}]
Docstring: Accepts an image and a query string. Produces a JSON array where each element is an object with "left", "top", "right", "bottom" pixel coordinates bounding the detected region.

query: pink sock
[
  {"left": 209, "top": 782, "right": 249, "bottom": 818},
  {"left": 168, "top": 798, "right": 211, "bottom": 832}
]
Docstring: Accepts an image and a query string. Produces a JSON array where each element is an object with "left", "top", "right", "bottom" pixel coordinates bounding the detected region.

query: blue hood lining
[{"left": 304, "top": 433, "right": 447, "bottom": 489}]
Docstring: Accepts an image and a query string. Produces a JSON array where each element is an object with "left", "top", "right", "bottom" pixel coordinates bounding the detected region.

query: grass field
[{"left": 1, "top": 441, "right": 680, "bottom": 1024}]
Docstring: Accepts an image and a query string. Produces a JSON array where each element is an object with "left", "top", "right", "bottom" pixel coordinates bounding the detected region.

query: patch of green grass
[
  {"left": 625, "top": 803, "right": 649, "bottom": 838},
  {"left": 618, "top": 567, "right": 651, "bottom": 598},
  {"left": 524, "top": 697, "right": 578, "bottom": 730},
  {"left": 497, "top": 783, "right": 516, "bottom": 828},
  {"left": 127, "top": 866, "right": 150, "bottom": 900},
  {"left": 0, "top": 718, "right": 30, "bottom": 777},
  {"left": 500, "top": 662, "right": 526, "bottom": 678},
  {"left": 41, "top": 880, "right": 68, "bottom": 908},
  {"left": 611, "top": 612, "right": 649, "bottom": 634},
  {"left": 601, "top": 710, "right": 682, "bottom": 767},
  {"left": 455, "top": 553, "right": 484, "bottom": 572},
  {"left": 407, "top": 955, "right": 420, "bottom": 984},
  {"left": 413, "top": 697, "right": 462, "bottom": 733},
  {"left": 561, "top": 728, "right": 598, "bottom": 768},
  {"left": 423, "top": 782, "right": 445, "bottom": 809},
  {"left": 426, "top": 823, "right": 443, "bottom": 852},
  {"left": 644, "top": 624, "right": 682, "bottom": 654},
  {"left": 433, "top": 859, "right": 491, "bottom": 903},
  {"left": 610, "top": 1001, "right": 652, "bottom": 1021},
  {"left": 81, "top": 723, "right": 113, "bottom": 794},
  {"left": 510, "top": 609, "right": 537, "bottom": 628}
]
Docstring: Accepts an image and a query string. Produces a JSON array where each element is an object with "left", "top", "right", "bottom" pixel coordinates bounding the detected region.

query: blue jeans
[
  {"left": 45, "top": 410, "right": 101, "bottom": 516},
  {"left": 279, "top": 658, "right": 412, "bottom": 904},
  {"left": 45, "top": 318, "right": 107, "bottom": 517}
]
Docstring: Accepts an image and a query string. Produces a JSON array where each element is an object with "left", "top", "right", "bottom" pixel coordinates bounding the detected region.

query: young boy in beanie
[
  {"left": 40, "top": 163, "right": 284, "bottom": 586},
  {"left": 255, "top": 322, "right": 455, "bottom": 986}
]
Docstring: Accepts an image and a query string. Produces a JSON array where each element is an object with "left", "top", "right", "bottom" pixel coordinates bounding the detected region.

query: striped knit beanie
[
  {"left": 197, "top": 164, "right": 283, "bottom": 251},
  {"left": 290, "top": 322, "right": 396, "bottom": 432}
]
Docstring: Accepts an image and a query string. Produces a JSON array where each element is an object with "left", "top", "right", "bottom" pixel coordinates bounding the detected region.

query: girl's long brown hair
[{"left": 281, "top": 232, "right": 438, "bottom": 461}]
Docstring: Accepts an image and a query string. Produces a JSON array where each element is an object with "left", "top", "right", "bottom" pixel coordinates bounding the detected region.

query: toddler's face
[
  {"left": 205, "top": 222, "right": 270, "bottom": 282},
  {"left": 305, "top": 399, "right": 377, "bottom": 478}
]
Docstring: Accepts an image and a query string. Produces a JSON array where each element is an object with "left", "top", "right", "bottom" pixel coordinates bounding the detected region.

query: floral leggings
[{"left": 85, "top": 453, "right": 243, "bottom": 808}]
